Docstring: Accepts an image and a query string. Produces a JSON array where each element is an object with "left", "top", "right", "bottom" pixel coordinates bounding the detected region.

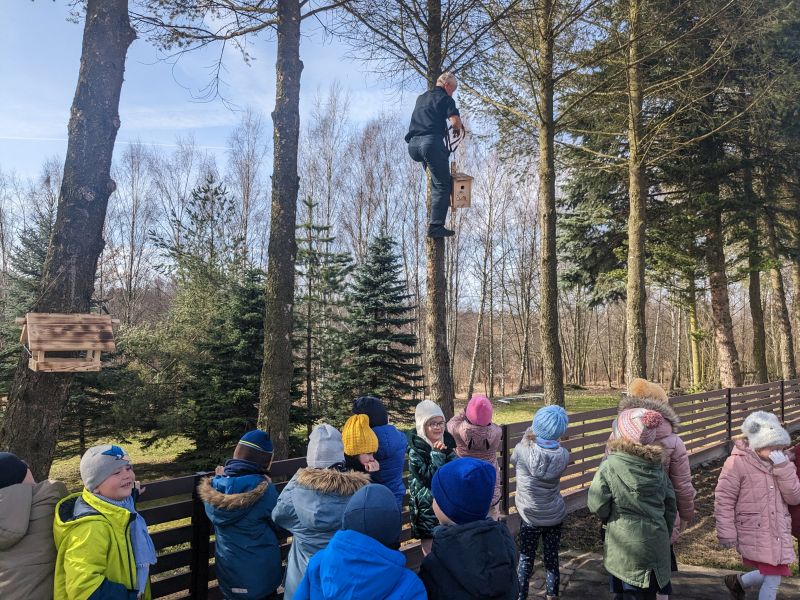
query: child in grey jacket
[{"left": 511, "top": 406, "right": 569, "bottom": 600}]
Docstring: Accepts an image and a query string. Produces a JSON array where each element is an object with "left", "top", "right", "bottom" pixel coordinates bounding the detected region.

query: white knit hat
[
  {"left": 741, "top": 411, "right": 790, "bottom": 450},
  {"left": 306, "top": 424, "right": 345, "bottom": 468},
  {"left": 415, "top": 400, "right": 445, "bottom": 446}
]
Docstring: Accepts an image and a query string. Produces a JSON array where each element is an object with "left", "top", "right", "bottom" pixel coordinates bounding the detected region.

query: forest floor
[{"left": 559, "top": 429, "right": 800, "bottom": 576}]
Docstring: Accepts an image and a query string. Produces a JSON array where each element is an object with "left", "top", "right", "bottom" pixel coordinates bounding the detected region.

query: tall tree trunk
[
  {"left": 765, "top": 215, "right": 796, "bottom": 379},
  {"left": 536, "top": 0, "right": 565, "bottom": 406},
  {"left": 706, "top": 209, "right": 743, "bottom": 387},
  {"left": 0, "top": 0, "right": 135, "bottom": 480},
  {"left": 650, "top": 292, "right": 663, "bottom": 380},
  {"left": 258, "top": 0, "right": 302, "bottom": 458},
  {"left": 625, "top": 0, "right": 648, "bottom": 382},
  {"left": 687, "top": 276, "right": 702, "bottom": 389},
  {"left": 748, "top": 227, "right": 769, "bottom": 383},
  {"left": 422, "top": 0, "right": 454, "bottom": 417}
]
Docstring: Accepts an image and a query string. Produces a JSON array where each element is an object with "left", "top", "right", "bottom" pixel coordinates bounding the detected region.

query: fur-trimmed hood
[
  {"left": 618, "top": 396, "right": 679, "bottom": 433},
  {"left": 295, "top": 467, "right": 370, "bottom": 496},
  {"left": 608, "top": 437, "right": 665, "bottom": 463},
  {"left": 198, "top": 476, "right": 269, "bottom": 510}
]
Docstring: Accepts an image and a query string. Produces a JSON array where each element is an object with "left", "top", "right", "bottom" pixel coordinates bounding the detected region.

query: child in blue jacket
[
  {"left": 352, "top": 395, "right": 408, "bottom": 509},
  {"left": 294, "top": 484, "right": 426, "bottom": 599},
  {"left": 198, "top": 430, "right": 282, "bottom": 600}
]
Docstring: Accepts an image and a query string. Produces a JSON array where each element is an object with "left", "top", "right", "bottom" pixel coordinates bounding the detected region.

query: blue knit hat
[
  {"left": 237, "top": 430, "right": 273, "bottom": 454},
  {"left": 343, "top": 484, "right": 401, "bottom": 549},
  {"left": 432, "top": 457, "right": 495, "bottom": 525},
  {"left": 533, "top": 405, "right": 569, "bottom": 441}
]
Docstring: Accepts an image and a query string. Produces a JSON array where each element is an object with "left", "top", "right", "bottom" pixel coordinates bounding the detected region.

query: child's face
[
  {"left": 358, "top": 453, "right": 380, "bottom": 472},
  {"left": 425, "top": 418, "right": 446, "bottom": 442},
  {"left": 94, "top": 465, "right": 136, "bottom": 500},
  {"left": 432, "top": 499, "right": 454, "bottom": 526},
  {"left": 755, "top": 445, "right": 785, "bottom": 461}
]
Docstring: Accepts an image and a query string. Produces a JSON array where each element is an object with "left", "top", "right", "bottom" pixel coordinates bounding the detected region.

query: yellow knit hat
[{"left": 342, "top": 414, "right": 379, "bottom": 455}]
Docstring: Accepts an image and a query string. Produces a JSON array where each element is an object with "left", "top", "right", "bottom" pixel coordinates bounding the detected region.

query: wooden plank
[
  {"left": 28, "top": 324, "right": 115, "bottom": 351},
  {"left": 565, "top": 417, "right": 615, "bottom": 437},
  {"left": 562, "top": 429, "right": 617, "bottom": 450},
  {"left": 568, "top": 406, "right": 618, "bottom": 422},
  {"left": 26, "top": 312, "right": 114, "bottom": 325},
  {"left": 150, "top": 524, "right": 193, "bottom": 550},
  {"left": 29, "top": 359, "right": 101, "bottom": 373},
  {"left": 18, "top": 323, "right": 26, "bottom": 344},
  {"left": 150, "top": 548, "right": 191, "bottom": 576},
  {"left": 141, "top": 474, "right": 196, "bottom": 500},
  {"left": 685, "top": 430, "right": 729, "bottom": 453},
  {"left": 672, "top": 396, "right": 728, "bottom": 415},
  {"left": 150, "top": 572, "right": 191, "bottom": 598},
  {"left": 562, "top": 456, "right": 603, "bottom": 478},
  {"left": 669, "top": 389, "right": 725, "bottom": 403},
  {"left": 681, "top": 423, "right": 728, "bottom": 444},
  {"left": 139, "top": 499, "right": 193, "bottom": 526}
]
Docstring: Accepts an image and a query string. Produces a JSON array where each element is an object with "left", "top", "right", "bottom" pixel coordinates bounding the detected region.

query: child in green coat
[{"left": 588, "top": 408, "right": 677, "bottom": 600}]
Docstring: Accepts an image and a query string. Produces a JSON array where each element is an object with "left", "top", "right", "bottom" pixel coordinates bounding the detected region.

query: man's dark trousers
[{"left": 408, "top": 134, "right": 450, "bottom": 226}]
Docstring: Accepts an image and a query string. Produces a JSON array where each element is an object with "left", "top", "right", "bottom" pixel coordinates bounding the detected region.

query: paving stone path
[{"left": 526, "top": 550, "right": 800, "bottom": 599}]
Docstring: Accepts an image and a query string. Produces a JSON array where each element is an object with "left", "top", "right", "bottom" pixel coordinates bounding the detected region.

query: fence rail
[{"left": 138, "top": 378, "right": 800, "bottom": 599}]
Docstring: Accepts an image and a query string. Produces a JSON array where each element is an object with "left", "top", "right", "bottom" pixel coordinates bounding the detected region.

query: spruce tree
[{"left": 339, "top": 232, "right": 422, "bottom": 416}]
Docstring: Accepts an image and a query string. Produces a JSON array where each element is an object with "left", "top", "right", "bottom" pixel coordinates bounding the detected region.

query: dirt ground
[{"left": 560, "top": 431, "right": 800, "bottom": 575}]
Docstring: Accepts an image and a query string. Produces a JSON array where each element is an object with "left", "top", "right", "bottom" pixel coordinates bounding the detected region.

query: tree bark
[
  {"left": 422, "top": 0, "right": 454, "bottom": 418},
  {"left": 706, "top": 209, "right": 743, "bottom": 387},
  {"left": 625, "top": 0, "right": 648, "bottom": 382},
  {"left": 687, "top": 276, "right": 702, "bottom": 389},
  {"left": 0, "top": 0, "right": 135, "bottom": 480},
  {"left": 765, "top": 214, "right": 796, "bottom": 379},
  {"left": 536, "top": 0, "right": 565, "bottom": 406},
  {"left": 748, "top": 226, "right": 769, "bottom": 383},
  {"left": 258, "top": 0, "right": 302, "bottom": 458}
]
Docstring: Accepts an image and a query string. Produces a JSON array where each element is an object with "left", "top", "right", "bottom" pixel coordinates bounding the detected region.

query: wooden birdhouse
[
  {"left": 451, "top": 172, "right": 474, "bottom": 209},
  {"left": 15, "top": 313, "right": 118, "bottom": 373}
]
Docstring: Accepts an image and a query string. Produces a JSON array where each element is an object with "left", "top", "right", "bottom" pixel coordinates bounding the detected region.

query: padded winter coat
[
  {"left": 0, "top": 479, "right": 67, "bottom": 600},
  {"left": 511, "top": 429, "right": 569, "bottom": 527},
  {"left": 418, "top": 519, "right": 518, "bottom": 600},
  {"left": 272, "top": 468, "right": 370, "bottom": 600},
  {"left": 53, "top": 490, "right": 152, "bottom": 600},
  {"left": 371, "top": 424, "right": 408, "bottom": 509},
  {"left": 790, "top": 445, "right": 800, "bottom": 539},
  {"left": 294, "top": 529, "right": 426, "bottom": 600},
  {"left": 614, "top": 395, "right": 696, "bottom": 543},
  {"left": 714, "top": 440, "right": 800, "bottom": 567},
  {"left": 198, "top": 474, "right": 282, "bottom": 599},
  {"left": 588, "top": 438, "right": 677, "bottom": 591},
  {"left": 447, "top": 412, "right": 503, "bottom": 508},
  {"left": 406, "top": 430, "right": 457, "bottom": 539}
]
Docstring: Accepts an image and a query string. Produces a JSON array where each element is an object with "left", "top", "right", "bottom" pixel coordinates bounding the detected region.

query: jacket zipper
[{"left": 126, "top": 514, "right": 136, "bottom": 592}]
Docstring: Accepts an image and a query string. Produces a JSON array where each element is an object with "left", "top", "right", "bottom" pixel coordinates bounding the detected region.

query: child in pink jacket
[
  {"left": 715, "top": 410, "right": 800, "bottom": 600},
  {"left": 447, "top": 394, "right": 503, "bottom": 518}
]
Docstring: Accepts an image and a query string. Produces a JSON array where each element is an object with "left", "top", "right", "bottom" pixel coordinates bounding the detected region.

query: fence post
[
  {"left": 189, "top": 472, "right": 211, "bottom": 600},
  {"left": 725, "top": 387, "right": 732, "bottom": 442},
  {"left": 501, "top": 424, "right": 510, "bottom": 515},
  {"left": 781, "top": 379, "right": 785, "bottom": 423}
]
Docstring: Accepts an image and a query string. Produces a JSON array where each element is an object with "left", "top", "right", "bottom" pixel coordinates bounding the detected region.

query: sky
[{"left": 0, "top": 1, "right": 418, "bottom": 179}]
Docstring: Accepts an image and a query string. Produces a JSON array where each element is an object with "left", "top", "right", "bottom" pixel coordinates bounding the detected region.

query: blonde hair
[{"left": 436, "top": 72, "right": 457, "bottom": 89}]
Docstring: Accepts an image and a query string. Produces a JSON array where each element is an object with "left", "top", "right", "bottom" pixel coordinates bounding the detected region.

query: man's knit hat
[
  {"left": 616, "top": 408, "right": 663, "bottom": 445},
  {"left": 415, "top": 400, "right": 445, "bottom": 445},
  {"left": 466, "top": 395, "right": 493, "bottom": 426},
  {"left": 342, "top": 414, "right": 379, "bottom": 455},
  {"left": 80, "top": 444, "right": 131, "bottom": 491},
  {"left": 342, "top": 484, "right": 401, "bottom": 549},
  {"left": 352, "top": 396, "right": 389, "bottom": 427},
  {"left": 306, "top": 424, "right": 345, "bottom": 468},
  {"left": 742, "top": 411, "right": 790, "bottom": 450},
  {"left": 533, "top": 405, "right": 569, "bottom": 441},
  {"left": 0, "top": 452, "right": 28, "bottom": 489},
  {"left": 432, "top": 457, "right": 495, "bottom": 525}
]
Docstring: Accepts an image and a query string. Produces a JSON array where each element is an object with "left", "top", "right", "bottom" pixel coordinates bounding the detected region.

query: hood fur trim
[
  {"left": 608, "top": 437, "right": 665, "bottom": 462},
  {"left": 618, "top": 396, "right": 679, "bottom": 431},
  {"left": 197, "top": 477, "right": 269, "bottom": 510},
  {"left": 295, "top": 467, "right": 370, "bottom": 495}
]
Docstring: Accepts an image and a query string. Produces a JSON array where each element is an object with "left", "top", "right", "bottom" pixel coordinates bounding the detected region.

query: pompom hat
[
  {"left": 466, "top": 394, "right": 494, "bottom": 426},
  {"left": 616, "top": 408, "right": 663, "bottom": 445},
  {"left": 741, "top": 410, "right": 790, "bottom": 450},
  {"left": 533, "top": 405, "right": 569, "bottom": 441},
  {"left": 342, "top": 414, "right": 379, "bottom": 455}
]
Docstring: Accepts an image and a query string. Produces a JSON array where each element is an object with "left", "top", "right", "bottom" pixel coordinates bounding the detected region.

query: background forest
[{"left": 0, "top": 0, "right": 798, "bottom": 468}]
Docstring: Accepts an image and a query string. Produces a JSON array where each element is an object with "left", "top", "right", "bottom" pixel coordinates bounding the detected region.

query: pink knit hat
[
  {"left": 616, "top": 408, "right": 663, "bottom": 445},
  {"left": 466, "top": 395, "right": 493, "bottom": 426}
]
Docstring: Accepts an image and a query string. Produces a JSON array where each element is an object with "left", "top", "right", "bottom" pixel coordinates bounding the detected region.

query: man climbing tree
[{"left": 405, "top": 72, "right": 464, "bottom": 239}]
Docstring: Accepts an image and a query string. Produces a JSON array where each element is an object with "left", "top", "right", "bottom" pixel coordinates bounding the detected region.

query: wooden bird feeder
[
  {"left": 15, "top": 313, "right": 118, "bottom": 373},
  {"left": 451, "top": 172, "right": 474, "bottom": 209}
]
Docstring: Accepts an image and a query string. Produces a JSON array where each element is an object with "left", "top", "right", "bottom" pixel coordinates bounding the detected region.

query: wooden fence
[{"left": 138, "top": 378, "right": 800, "bottom": 599}]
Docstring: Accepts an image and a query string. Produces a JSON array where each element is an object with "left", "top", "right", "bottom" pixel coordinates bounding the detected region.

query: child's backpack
[{"left": 791, "top": 445, "right": 800, "bottom": 540}]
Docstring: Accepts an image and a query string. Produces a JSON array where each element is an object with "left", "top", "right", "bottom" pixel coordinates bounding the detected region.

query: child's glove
[
  {"left": 719, "top": 538, "right": 736, "bottom": 549},
  {"left": 769, "top": 450, "right": 788, "bottom": 465}
]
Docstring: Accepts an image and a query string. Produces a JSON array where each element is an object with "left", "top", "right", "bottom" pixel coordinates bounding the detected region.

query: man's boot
[{"left": 427, "top": 224, "right": 455, "bottom": 238}]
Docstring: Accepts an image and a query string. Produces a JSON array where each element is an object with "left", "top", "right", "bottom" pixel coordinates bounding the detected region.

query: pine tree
[
  {"left": 293, "top": 198, "right": 353, "bottom": 430},
  {"left": 339, "top": 232, "right": 422, "bottom": 416}
]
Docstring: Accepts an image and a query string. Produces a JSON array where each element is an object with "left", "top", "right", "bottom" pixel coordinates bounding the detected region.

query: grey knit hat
[
  {"left": 306, "top": 424, "right": 345, "bottom": 468},
  {"left": 80, "top": 444, "right": 131, "bottom": 491}
]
